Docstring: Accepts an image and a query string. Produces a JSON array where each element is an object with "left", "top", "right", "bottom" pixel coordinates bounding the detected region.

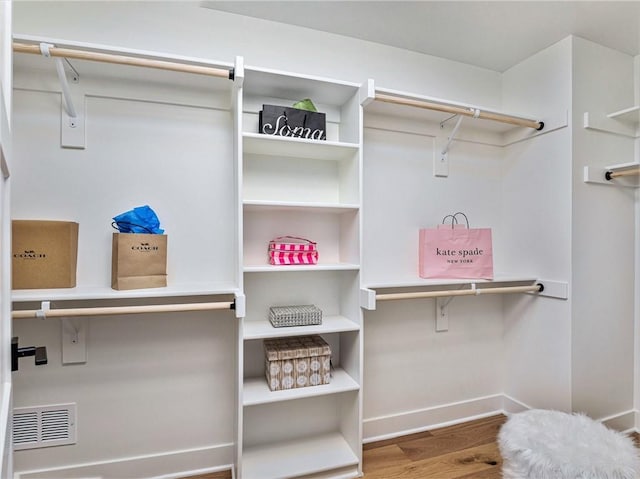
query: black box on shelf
[{"left": 259, "top": 105, "right": 326, "bottom": 140}]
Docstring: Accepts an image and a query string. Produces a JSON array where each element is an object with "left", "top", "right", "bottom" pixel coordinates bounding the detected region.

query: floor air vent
[{"left": 13, "top": 403, "right": 76, "bottom": 450}]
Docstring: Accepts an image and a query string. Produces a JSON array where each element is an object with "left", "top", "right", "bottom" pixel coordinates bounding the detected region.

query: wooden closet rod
[
  {"left": 376, "top": 283, "right": 543, "bottom": 302},
  {"left": 605, "top": 167, "right": 640, "bottom": 180},
  {"left": 375, "top": 92, "right": 544, "bottom": 131},
  {"left": 13, "top": 42, "right": 233, "bottom": 80},
  {"left": 12, "top": 300, "right": 235, "bottom": 319}
]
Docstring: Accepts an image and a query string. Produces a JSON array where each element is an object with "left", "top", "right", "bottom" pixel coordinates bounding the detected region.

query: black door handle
[{"left": 12, "top": 337, "right": 48, "bottom": 371}]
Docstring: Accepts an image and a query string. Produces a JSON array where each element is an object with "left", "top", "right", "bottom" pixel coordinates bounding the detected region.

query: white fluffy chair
[{"left": 498, "top": 409, "right": 640, "bottom": 479}]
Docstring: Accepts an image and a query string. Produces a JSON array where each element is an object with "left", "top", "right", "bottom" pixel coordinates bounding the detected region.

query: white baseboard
[
  {"left": 502, "top": 394, "right": 532, "bottom": 415},
  {"left": 364, "top": 393, "right": 639, "bottom": 444},
  {"left": 363, "top": 393, "right": 504, "bottom": 443},
  {"left": 598, "top": 409, "right": 637, "bottom": 433},
  {"left": 14, "top": 443, "right": 234, "bottom": 479}
]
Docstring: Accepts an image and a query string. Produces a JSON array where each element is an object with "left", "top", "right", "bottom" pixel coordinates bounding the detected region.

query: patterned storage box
[
  {"left": 269, "top": 305, "right": 323, "bottom": 328},
  {"left": 268, "top": 236, "right": 318, "bottom": 265},
  {"left": 264, "top": 335, "right": 331, "bottom": 391}
]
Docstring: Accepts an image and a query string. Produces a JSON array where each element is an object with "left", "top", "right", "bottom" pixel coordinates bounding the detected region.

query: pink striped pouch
[{"left": 268, "top": 236, "right": 318, "bottom": 265}]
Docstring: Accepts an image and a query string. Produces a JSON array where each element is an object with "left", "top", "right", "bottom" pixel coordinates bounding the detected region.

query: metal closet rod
[
  {"left": 13, "top": 42, "right": 234, "bottom": 80},
  {"left": 12, "top": 300, "right": 235, "bottom": 319},
  {"left": 605, "top": 167, "right": 640, "bottom": 180},
  {"left": 375, "top": 92, "right": 544, "bottom": 131},
  {"left": 376, "top": 283, "right": 544, "bottom": 302}
]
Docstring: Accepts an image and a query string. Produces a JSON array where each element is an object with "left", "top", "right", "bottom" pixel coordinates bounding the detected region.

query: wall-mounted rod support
[
  {"left": 605, "top": 167, "right": 640, "bottom": 181},
  {"left": 376, "top": 283, "right": 543, "bottom": 302},
  {"left": 375, "top": 92, "right": 544, "bottom": 131},
  {"left": 39, "top": 42, "right": 77, "bottom": 118},
  {"left": 54, "top": 57, "right": 77, "bottom": 118},
  {"left": 12, "top": 300, "right": 235, "bottom": 319},
  {"left": 441, "top": 115, "right": 464, "bottom": 155},
  {"left": 14, "top": 42, "right": 232, "bottom": 79}
]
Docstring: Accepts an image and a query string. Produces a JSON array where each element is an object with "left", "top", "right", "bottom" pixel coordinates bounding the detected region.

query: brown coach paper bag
[
  {"left": 12, "top": 220, "right": 79, "bottom": 289},
  {"left": 111, "top": 233, "right": 167, "bottom": 290}
]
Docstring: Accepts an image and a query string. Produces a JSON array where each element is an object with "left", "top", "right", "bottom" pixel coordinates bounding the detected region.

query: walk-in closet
[{"left": 0, "top": 2, "right": 638, "bottom": 479}]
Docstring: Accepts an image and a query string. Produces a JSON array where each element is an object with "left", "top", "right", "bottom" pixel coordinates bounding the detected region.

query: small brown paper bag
[{"left": 111, "top": 233, "right": 167, "bottom": 290}]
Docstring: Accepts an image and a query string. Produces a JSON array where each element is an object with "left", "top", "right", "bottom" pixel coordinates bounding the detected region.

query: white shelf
[
  {"left": 243, "top": 65, "right": 360, "bottom": 106},
  {"left": 243, "top": 368, "right": 359, "bottom": 406},
  {"left": 244, "top": 263, "right": 360, "bottom": 273},
  {"left": 243, "top": 132, "right": 358, "bottom": 161},
  {"left": 244, "top": 315, "right": 360, "bottom": 340},
  {"left": 365, "top": 275, "right": 538, "bottom": 290},
  {"left": 368, "top": 86, "right": 540, "bottom": 135},
  {"left": 242, "top": 432, "right": 359, "bottom": 479},
  {"left": 607, "top": 105, "right": 640, "bottom": 125},
  {"left": 11, "top": 282, "right": 239, "bottom": 303},
  {"left": 243, "top": 199, "right": 359, "bottom": 213}
]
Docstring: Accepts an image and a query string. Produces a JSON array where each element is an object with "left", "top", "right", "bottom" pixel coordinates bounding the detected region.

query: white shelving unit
[{"left": 234, "top": 65, "right": 367, "bottom": 479}]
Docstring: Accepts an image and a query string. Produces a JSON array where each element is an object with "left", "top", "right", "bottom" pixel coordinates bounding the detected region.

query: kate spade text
[{"left": 436, "top": 247, "right": 484, "bottom": 258}]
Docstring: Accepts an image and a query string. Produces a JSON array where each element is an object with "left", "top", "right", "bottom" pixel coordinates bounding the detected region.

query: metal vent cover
[{"left": 13, "top": 403, "right": 76, "bottom": 450}]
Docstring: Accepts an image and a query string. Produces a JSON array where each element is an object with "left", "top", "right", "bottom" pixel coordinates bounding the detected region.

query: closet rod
[
  {"left": 13, "top": 42, "right": 233, "bottom": 80},
  {"left": 605, "top": 167, "right": 640, "bottom": 180},
  {"left": 375, "top": 92, "right": 544, "bottom": 131},
  {"left": 12, "top": 301, "right": 235, "bottom": 319},
  {"left": 376, "top": 283, "right": 543, "bottom": 302}
]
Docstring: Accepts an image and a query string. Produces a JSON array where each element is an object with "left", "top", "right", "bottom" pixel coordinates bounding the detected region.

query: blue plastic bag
[{"left": 112, "top": 205, "right": 164, "bottom": 234}]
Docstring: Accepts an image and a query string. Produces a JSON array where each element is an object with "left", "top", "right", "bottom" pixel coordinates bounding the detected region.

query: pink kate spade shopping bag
[{"left": 419, "top": 213, "right": 493, "bottom": 279}]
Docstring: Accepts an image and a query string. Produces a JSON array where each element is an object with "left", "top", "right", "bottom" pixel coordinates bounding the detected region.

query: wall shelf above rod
[{"left": 363, "top": 80, "right": 544, "bottom": 131}]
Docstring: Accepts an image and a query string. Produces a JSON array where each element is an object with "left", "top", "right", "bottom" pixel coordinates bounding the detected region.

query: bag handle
[
  {"left": 271, "top": 236, "right": 316, "bottom": 245},
  {"left": 111, "top": 221, "right": 155, "bottom": 234},
  {"left": 441, "top": 212, "right": 470, "bottom": 229}
]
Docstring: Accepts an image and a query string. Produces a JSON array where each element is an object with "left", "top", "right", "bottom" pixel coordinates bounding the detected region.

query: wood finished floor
[{"left": 181, "top": 415, "right": 640, "bottom": 479}]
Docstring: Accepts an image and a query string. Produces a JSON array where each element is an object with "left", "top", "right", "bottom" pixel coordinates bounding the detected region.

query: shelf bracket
[
  {"left": 360, "top": 288, "right": 376, "bottom": 310},
  {"left": 441, "top": 114, "right": 465, "bottom": 156},
  {"left": 435, "top": 113, "right": 470, "bottom": 178},
  {"left": 39, "top": 43, "right": 86, "bottom": 149},
  {"left": 233, "top": 56, "right": 244, "bottom": 88},
  {"left": 435, "top": 297, "right": 450, "bottom": 332},
  {"left": 360, "top": 79, "right": 375, "bottom": 107},
  {"left": 234, "top": 291, "right": 246, "bottom": 318}
]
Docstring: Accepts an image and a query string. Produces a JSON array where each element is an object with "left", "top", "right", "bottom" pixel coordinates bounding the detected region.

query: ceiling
[{"left": 201, "top": 1, "right": 640, "bottom": 72}]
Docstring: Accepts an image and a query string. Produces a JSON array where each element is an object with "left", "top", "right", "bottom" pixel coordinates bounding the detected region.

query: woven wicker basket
[
  {"left": 269, "top": 304, "right": 322, "bottom": 327},
  {"left": 264, "top": 335, "right": 331, "bottom": 391}
]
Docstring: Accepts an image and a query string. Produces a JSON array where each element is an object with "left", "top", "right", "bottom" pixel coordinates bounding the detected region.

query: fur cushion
[{"left": 498, "top": 409, "right": 640, "bottom": 479}]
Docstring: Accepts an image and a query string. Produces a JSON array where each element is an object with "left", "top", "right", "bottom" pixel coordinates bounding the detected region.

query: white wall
[
  {"left": 571, "top": 37, "right": 636, "bottom": 421},
  {"left": 0, "top": 1, "right": 12, "bottom": 477},
  {"left": 635, "top": 54, "right": 640, "bottom": 424},
  {"left": 500, "top": 37, "right": 572, "bottom": 411},
  {"left": 361, "top": 125, "right": 506, "bottom": 439},
  {"left": 13, "top": 1, "right": 502, "bottom": 107}
]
